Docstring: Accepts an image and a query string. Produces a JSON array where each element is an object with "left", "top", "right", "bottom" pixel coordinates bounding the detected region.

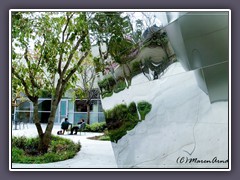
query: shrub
[
  {"left": 113, "top": 80, "right": 126, "bottom": 93},
  {"left": 105, "top": 102, "right": 143, "bottom": 143},
  {"left": 127, "top": 102, "right": 139, "bottom": 121},
  {"left": 108, "top": 76, "right": 116, "bottom": 87},
  {"left": 105, "top": 101, "right": 152, "bottom": 142},
  {"left": 12, "top": 147, "right": 24, "bottom": 162},
  {"left": 131, "top": 61, "right": 142, "bottom": 77},
  {"left": 128, "top": 102, "right": 137, "bottom": 114},
  {"left": 98, "top": 76, "right": 116, "bottom": 92},
  {"left": 85, "top": 122, "right": 107, "bottom": 132},
  {"left": 12, "top": 136, "right": 27, "bottom": 149},
  {"left": 12, "top": 135, "right": 81, "bottom": 164},
  {"left": 102, "top": 91, "right": 113, "bottom": 99},
  {"left": 137, "top": 101, "right": 152, "bottom": 120}
]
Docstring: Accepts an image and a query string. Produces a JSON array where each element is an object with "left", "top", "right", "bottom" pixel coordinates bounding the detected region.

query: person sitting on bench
[
  {"left": 61, "top": 118, "right": 72, "bottom": 134},
  {"left": 70, "top": 119, "right": 85, "bottom": 135}
]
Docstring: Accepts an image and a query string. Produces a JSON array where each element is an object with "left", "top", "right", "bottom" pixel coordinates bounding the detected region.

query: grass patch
[
  {"left": 87, "top": 130, "right": 110, "bottom": 141},
  {"left": 12, "top": 135, "right": 81, "bottom": 164},
  {"left": 87, "top": 135, "right": 111, "bottom": 141}
]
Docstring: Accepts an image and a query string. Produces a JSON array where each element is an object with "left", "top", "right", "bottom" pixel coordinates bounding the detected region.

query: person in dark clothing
[
  {"left": 61, "top": 118, "right": 72, "bottom": 135},
  {"left": 70, "top": 119, "right": 85, "bottom": 135}
]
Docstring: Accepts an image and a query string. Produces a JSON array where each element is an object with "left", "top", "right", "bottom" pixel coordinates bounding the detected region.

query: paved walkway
[{"left": 11, "top": 124, "right": 117, "bottom": 169}]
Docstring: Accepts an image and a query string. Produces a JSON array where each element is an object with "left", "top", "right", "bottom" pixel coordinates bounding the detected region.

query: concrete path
[{"left": 11, "top": 124, "right": 117, "bottom": 169}]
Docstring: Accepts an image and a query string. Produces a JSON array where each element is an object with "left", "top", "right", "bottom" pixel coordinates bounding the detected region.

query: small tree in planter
[
  {"left": 12, "top": 12, "right": 90, "bottom": 154},
  {"left": 75, "top": 56, "right": 100, "bottom": 124}
]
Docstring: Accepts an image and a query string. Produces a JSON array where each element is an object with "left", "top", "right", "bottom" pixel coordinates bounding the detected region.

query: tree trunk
[
  {"left": 87, "top": 103, "right": 90, "bottom": 124},
  {"left": 33, "top": 100, "right": 43, "bottom": 137},
  {"left": 38, "top": 100, "right": 58, "bottom": 154}
]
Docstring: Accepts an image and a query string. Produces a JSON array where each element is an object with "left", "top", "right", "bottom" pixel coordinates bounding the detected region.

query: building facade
[{"left": 13, "top": 98, "right": 105, "bottom": 125}]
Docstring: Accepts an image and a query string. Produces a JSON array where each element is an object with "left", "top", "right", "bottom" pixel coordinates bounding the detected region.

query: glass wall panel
[
  {"left": 91, "top": 100, "right": 98, "bottom": 112},
  {"left": 74, "top": 100, "right": 93, "bottom": 112},
  {"left": 17, "top": 101, "right": 31, "bottom": 111},
  {"left": 38, "top": 112, "right": 50, "bottom": 123},
  {"left": 90, "top": 112, "right": 98, "bottom": 124},
  {"left": 68, "top": 100, "right": 74, "bottom": 123},
  {"left": 74, "top": 113, "right": 88, "bottom": 124},
  {"left": 98, "top": 100, "right": 104, "bottom": 112},
  {"left": 38, "top": 100, "right": 51, "bottom": 111},
  {"left": 98, "top": 112, "right": 105, "bottom": 123},
  {"left": 15, "top": 112, "right": 31, "bottom": 123}
]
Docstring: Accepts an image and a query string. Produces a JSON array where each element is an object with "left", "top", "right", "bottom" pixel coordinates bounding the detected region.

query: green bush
[
  {"left": 113, "top": 80, "right": 126, "bottom": 93},
  {"left": 105, "top": 102, "right": 140, "bottom": 143},
  {"left": 105, "top": 101, "right": 152, "bottom": 143},
  {"left": 131, "top": 61, "right": 142, "bottom": 77},
  {"left": 98, "top": 76, "right": 116, "bottom": 92},
  {"left": 85, "top": 122, "right": 107, "bottom": 132},
  {"left": 12, "top": 135, "right": 81, "bottom": 164},
  {"left": 102, "top": 91, "right": 113, "bottom": 99},
  {"left": 128, "top": 102, "right": 137, "bottom": 114},
  {"left": 127, "top": 102, "right": 139, "bottom": 121},
  {"left": 137, "top": 101, "right": 152, "bottom": 120},
  {"left": 108, "top": 76, "right": 116, "bottom": 87}
]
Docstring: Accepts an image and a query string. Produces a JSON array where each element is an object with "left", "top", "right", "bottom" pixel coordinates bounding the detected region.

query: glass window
[
  {"left": 98, "top": 100, "right": 104, "bottom": 112},
  {"left": 38, "top": 112, "right": 50, "bottom": 123},
  {"left": 38, "top": 100, "right": 51, "bottom": 111},
  {"left": 17, "top": 101, "right": 31, "bottom": 111},
  {"left": 15, "top": 112, "right": 30, "bottom": 122},
  {"left": 75, "top": 100, "right": 93, "bottom": 112},
  {"left": 74, "top": 113, "right": 88, "bottom": 124},
  {"left": 91, "top": 100, "right": 98, "bottom": 112}
]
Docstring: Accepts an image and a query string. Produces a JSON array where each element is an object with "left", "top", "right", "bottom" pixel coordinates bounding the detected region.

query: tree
[
  {"left": 75, "top": 56, "right": 99, "bottom": 124},
  {"left": 12, "top": 12, "right": 90, "bottom": 153},
  {"left": 88, "top": 12, "right": 133, "bottom": 75}
]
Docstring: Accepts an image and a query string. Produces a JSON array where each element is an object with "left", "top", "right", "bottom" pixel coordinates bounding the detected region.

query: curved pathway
[{"left": 11, "top": 124, "right": 117, "bottom": 169}]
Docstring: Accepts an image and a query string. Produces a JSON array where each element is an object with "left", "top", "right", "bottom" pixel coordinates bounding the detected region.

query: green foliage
[
  {"left": 93, "top": 57, "right": 105, "bottom": 73},
  {"left": 99, "top": 130, "right": 111, "bottom": 141},
  {"left": 113, "top": 80, "right": 126, "bottom": 93},
  {"left": 105, "top": 102, "right": 139, "bottom": 143},
  {"left": 128, "top": 102, "right": 137, "bottom": 113},
  {"left": 12, "top": 12, "right": 92, "bottom": 153},
  {"left": 98, "top": 135, "right": 111, "bottom": 141},
  {"left": 12, "top": 135, "right": 81, "bottom": 164},
  {"left": 12, "top": 11, "right": 91, "bottom": 102},
  {"left": 84, "top": 122, "right": 107, "bottom": 132},
  {"left": 98, "top": 76, "right": 128, "bottom": 98},
  {"left": 12, "top": 147, "right": 24, "bottom": 162},
  {"left": 102, "top": 91, "right": 113, "bottom": 99},
  {"left": 108, "top": 36, "right": 135, "bottom": 63},
  {"left": 131, "top": 61, "right": 142, "bottom": 77},
  {"left": 98, "top": 76, "right": 116, "bottom": 92},
  {"left": 98, "top": 76, "right": 117, "bottom": 98},
  {"left": 137, "top": 101, "right": 152, "bottom": 120},
  {"left": 105, "top": 101, "right": 152, "bottom": 142}
]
